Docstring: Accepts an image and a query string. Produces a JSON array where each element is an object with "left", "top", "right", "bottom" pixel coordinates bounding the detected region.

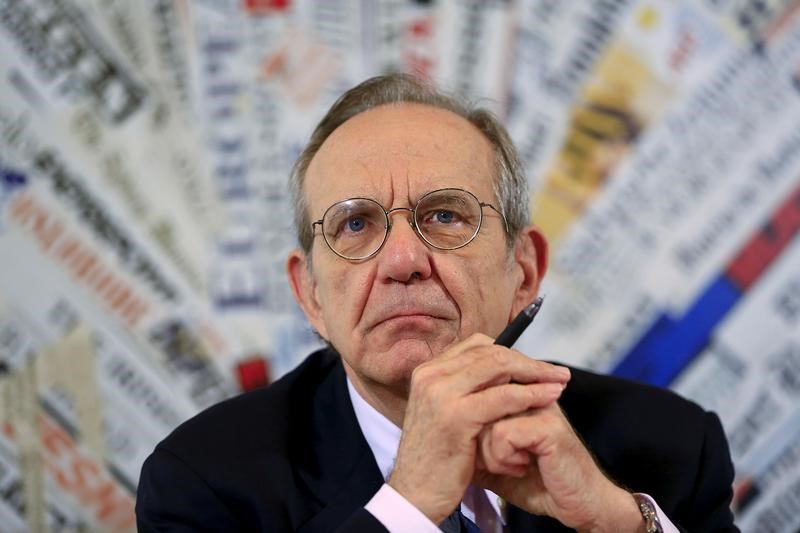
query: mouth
[
  {"left": 365, "top": 309, "right": 452, "bottom": 333},
  {"left": 361, "top": 289, "right": 459, "bottom": 335},
  {"left": 382, "top": 313, "right": 442, "bottom": 323}
]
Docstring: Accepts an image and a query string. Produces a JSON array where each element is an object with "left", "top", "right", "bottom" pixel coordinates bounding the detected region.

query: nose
[{"left": 376, "top": 208, "right": 432, "bottom": 282}]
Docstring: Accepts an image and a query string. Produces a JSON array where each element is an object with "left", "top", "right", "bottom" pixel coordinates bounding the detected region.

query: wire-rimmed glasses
[{"left": 312, "top": 188, "right": 507, "bottom": 260}]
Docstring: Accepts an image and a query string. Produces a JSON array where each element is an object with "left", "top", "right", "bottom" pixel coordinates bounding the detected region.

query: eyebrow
[{"left": 328, "top": 185, "right": 468, "bottom": 207}]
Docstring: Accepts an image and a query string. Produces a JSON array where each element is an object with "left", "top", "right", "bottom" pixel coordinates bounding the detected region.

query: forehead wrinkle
[
  {"left": 306, "top": 103, "right": 498, "bottom": 214},
  {"left": 387, "top": 170, "right": 454, "bottom": 209}
]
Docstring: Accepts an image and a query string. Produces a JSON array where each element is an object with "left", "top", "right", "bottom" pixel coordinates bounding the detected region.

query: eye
[
  {"left": 323, "top": 200, "right": 382, "bottom": 239},
  {"left": 433, "top": 210, "right": 456, "bottom": 224},
  {"left": 347, "top": 216, "right": 366, "bottom": 232},
  {"left": 420, "top": 207, "right": 464, "bottom": 226}
]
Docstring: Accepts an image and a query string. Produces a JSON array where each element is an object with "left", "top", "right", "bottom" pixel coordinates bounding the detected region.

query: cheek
[
  {"left": 460, "top": 254, "right": 517, "bottom": 323},
  {"left": 434, "top": 258, "right": 481, "bottom": 314},
  {"left": 316, "top": 264, "right": 374, "bottom": 329}
]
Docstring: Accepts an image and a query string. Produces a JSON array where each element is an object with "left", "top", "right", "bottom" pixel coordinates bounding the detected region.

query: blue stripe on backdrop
[{"left": 611, "top": 275, "right": 741, "bottom": 387}]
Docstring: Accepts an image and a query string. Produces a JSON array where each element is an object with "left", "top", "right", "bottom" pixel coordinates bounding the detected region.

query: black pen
[{"left": 494, "top": 295, "right": 545, "bottom": 347}]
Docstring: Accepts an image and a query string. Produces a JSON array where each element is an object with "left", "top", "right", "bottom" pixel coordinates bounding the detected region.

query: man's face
[{"left": 289, "top": 103, "right": 542, "bottom": 400}]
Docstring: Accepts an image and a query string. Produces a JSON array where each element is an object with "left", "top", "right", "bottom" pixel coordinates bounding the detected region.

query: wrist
[
  {"left": 387, "top": 476, "right": 451, "bottom": 524},
  {"left": 582, "top": 487, "right": 646, "bottom": 533}
]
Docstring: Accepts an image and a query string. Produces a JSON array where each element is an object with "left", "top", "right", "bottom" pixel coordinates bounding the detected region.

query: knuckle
[
  {"left": 492, "top": 421, "right": 512, "bottom": 443},
  {"left": 489, "top": 348, "right": 509, "bottom": 368},
  {"left": 517, "top": 386, "right": 533, "bottom": 406},
  {"left": 528, "top": 386, "right": 544, "bottom": 404},
  {"left": 410, "top": 363, "right": 436, "bottom": 388},
  {"left": 468, "top": 332, "right": 492, "bottom": 343},
  {"left": 409, "top": 372, "right": 437, "bottom": 401},
  {"left": 494, "top": 384, "right": 511, "bottom": 401},
  {"left": 538, "top": 408, "right": 564, "bottom": 429},
  {"left": 517, "top": 383, "right": 538, "bottom": 403}
]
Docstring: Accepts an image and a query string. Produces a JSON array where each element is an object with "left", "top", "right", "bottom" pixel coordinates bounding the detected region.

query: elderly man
[{"left": 136, "top": 75, "right": 737, "bottom": 532}]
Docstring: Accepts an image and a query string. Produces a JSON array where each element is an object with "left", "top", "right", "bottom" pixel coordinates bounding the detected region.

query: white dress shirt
[{"left": 347, "top": 378, "right": 678, "bottom": 532}]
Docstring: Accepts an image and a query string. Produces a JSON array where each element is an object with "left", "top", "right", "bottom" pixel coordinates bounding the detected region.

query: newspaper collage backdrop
[{"left": 0, "top": 0, "right": 798, "bottom": 531}]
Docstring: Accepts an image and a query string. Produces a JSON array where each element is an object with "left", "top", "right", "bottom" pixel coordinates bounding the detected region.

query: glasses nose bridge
[
  {"left": 383, "top": 205, "right": 427, "bottom": 251},
  {"left": 384, "top": 205, "right": 417, "bottom": 229}
]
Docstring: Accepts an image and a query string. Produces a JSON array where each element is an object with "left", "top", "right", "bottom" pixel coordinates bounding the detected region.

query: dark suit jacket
[{"left": 136, "top": 348, "right": 738, "bottom": 532}]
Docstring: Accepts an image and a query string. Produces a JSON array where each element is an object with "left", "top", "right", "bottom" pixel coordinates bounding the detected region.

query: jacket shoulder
[
  {"left": 561, "top": 366, "right": 709, "bottom": 438},
  {"left": 137, "top": 349, "right": 344, "bottom": 531},
  {"left": 156, "top": 348, "right": 339, "bottom": 467}
]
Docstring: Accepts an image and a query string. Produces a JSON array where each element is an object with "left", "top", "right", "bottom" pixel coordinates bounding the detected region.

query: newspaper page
[{"left": 2, "top": 0, "right": 800, "bottom": 531}]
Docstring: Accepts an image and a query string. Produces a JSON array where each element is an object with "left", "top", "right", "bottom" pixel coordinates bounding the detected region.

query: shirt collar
[{"left": 346, "top": 378, "right": 401, "bottom": 481}]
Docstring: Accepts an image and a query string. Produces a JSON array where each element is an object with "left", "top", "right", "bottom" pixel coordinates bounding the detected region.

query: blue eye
[
  {"left": 435, "top": 210, "right": 455, "bottom": 223},
  {"left": 347, "top": 216, "right": 366, "bottom": 232}
]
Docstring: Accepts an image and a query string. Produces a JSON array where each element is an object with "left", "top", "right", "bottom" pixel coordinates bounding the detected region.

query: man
[{"left": 136, "top": 74, "right": 737, "bottom": 532}]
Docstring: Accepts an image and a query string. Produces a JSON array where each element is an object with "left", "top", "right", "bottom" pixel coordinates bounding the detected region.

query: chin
[{"left": 364, "top": 339, "right": 437, "bottom": 386}]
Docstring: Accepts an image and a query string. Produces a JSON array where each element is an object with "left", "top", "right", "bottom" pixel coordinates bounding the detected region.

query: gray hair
[{"left": 290, "top": 73, "right": 529, "bottom": 255}]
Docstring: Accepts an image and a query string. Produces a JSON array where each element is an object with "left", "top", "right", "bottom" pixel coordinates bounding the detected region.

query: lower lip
[{"left": 380, "top": 315, "right": 441, "bottom": 327}]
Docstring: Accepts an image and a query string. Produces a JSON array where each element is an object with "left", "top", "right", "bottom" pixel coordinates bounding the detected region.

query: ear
[
  {"left": 509, "top": 225, "right": 549, "bottom": 318},
  {"left": 286, "top": 249, "right": 329, "bottom": 340}
]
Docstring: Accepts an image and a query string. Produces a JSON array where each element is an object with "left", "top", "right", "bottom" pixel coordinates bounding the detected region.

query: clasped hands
[{"left": 388, "top": 334, "right": 645, "bottom": 533}]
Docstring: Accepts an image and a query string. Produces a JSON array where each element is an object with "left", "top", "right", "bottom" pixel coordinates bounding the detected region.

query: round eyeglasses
[{"left": 312, "top": 188, "right": 507, "bottom": 260}]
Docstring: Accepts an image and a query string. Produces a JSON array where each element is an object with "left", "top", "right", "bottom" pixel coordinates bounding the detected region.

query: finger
[
  {"left": 476, "top": 424, "right": 531, "bottom": 477},
  {"left": 481, "top": 405, "right": 572, "bottom": 459},
  {"left": 434, "top": 332, "right": 494, "bottom": 361},
  {"left": 484, "top": 449, "right": 531, "bottom": 475},
  {"left": 467, "top": 349, "right": 570, "bottom": 388},
  {"left": 439, "top": 335, "right": 571, "bottom": 385},
  {"left": 460, "top": 382, "right": 564, "bottom": 426},
  {"left": 479, "top": 419, "right": 526, "bottom": 474},
  {"left": 416, "top": 345, "right": 570, "bottom": 397},
  {"left": 437, "top": 333, "right": 570, "bottom": 380}
]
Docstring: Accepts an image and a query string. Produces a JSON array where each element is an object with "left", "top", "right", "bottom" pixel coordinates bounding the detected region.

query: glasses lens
[
  {"left": 322, "top": 199, "right": 387, "bottom": 259},
  {"left": 415, "top": 189, "right": 482, "bottom": 249}
]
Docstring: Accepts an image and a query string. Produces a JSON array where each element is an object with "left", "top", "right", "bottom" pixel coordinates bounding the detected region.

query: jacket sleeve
[
  {"left": 674, "top": 411, "right": 739, "bottom": 532},
  {"left": 137, "top": 446, "right": 391, "bottom": 533},
  {"left": 136, "top": 447, "right": 243, "bottom": 532},
  {"left": 335, "top": 509, "right": 390, "bottom": 532}
]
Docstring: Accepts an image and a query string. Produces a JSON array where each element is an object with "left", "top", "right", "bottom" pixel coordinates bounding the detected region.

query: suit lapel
[{"left": 294, "top": 352, "right": 384, "bottom": 531}]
